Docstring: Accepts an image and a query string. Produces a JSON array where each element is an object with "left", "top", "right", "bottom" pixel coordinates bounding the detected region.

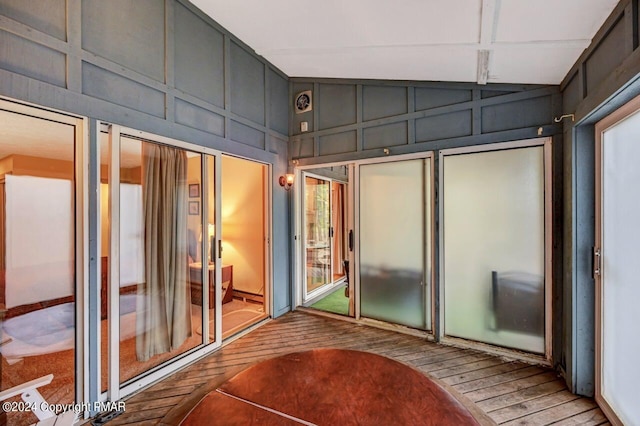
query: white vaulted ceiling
[{"left": 190, "top": 0, "right": 618, "bottom": 84}]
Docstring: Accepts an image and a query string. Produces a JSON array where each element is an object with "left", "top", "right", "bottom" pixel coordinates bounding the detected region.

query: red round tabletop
[{"left": 181, "top": 348, "right": 481, "bottom": 425}]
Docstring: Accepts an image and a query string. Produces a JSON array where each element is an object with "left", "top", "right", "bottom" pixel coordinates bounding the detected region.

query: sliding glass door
[
  {"left": 358, "top": 157, "right": 432, "bottom": 330},
  {"left": 441, "top": 140, "right": 550, "bottom": 356},
  {"left": 0, "top": 99, "right": 85, "bottom": 426},
  {"left": 102, "top": 126, "right": 222, "bottom": 399},
  {"left": 302, "top": 173, "right": 348, "bottom": 301},
  {"left": 220, "top": 155, "right": 269, "bottom": 339},
  {"left": 297, "top": 166, "right": 351, "bottom": 318},
  {"left": 595, "top": 98, "right": 640, "bottom": 425}
]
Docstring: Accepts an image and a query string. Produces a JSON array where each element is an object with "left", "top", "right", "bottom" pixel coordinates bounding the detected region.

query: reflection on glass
[
  {"left": 601, "top": 116, "right": 640, "bottom": 424},
  {"left": 0, "top": 109, "right": 76, "bottom": 425},
  {"left": 305, "top": 176, "right": 331, "bottom": 293},
  {"left": 331, "top": 182, "right": 347, "bottom": 281},
  {"left": 118, "top": 137, "right": 203, "bottom": 383},
  {"left": 443, "top": 147, "right": 544, "bottom": 354},
  {"left": 359, "top": 159, "right": 428, "bottom": 330},
  {"left": 186, "top": 155, "right": 216, "bottom": 344},
  {"left": 100, "top": 132, "right": 109, "bottom": 392},
  {"left": 204, "top": 155, "right": 216, "bottom": 344}
]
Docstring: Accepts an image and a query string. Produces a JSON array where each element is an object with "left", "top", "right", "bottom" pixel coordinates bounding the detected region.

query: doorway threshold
[{"left": 296, "top": 306, "right": 433, "bottom": 340}]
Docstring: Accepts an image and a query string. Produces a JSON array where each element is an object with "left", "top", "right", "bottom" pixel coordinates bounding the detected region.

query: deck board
[
  {"left": 465, "top": 371, "right": 559, "bottom": 402},
  {"left": 500, "top": 398, "right": 602, "bottom": 426},
  {"left": 106, "top": 311, "right": 608, "bottom": 425},
  {"left": 550, "top": 408, "right": 609, "bottom": 425},
  {"left": 477, "top": 381, "right": 570, "bottom": 412},
  {"left": 453, "top": 365, "right": 548, "bottom": 393},
  {"left": 489, "top": 391, "right": 582, "bottom": 424}
]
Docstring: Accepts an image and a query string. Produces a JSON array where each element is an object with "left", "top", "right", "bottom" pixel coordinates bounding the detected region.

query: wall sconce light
[{"left": 279, "top": 174, "right": 294, "bottom": 191}]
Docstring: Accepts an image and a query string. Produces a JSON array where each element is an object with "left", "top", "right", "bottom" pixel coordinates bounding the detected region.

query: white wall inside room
[{"left": 4, "top": 175, "right": 73, "bottom": 307}]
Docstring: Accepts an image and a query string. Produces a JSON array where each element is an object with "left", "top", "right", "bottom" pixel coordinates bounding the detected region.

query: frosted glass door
[
  {"left": 359, "top": 159, "right": 430, "bottom": 330},
  {"left": 442, "top": 146, "right": 545, "bottom": 354},
  {"left": 598, "top": 110, "right": 640, "bottom": 425}
]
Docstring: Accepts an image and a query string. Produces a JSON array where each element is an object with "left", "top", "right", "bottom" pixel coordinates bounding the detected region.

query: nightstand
[{"left": 188, "top": 263, "right": 233, "bottom": 306}]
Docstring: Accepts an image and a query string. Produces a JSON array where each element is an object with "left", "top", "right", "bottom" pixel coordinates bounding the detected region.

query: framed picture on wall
[
  {"left": 189, "top": 201, "right": 199, "bottom": 215},
  {"left": 189, "top": 183, "right": 200, "bottom": 198}
]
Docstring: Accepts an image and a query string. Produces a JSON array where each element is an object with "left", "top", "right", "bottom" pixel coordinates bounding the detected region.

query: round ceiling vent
[{"left": 294, "top": 90, "right": 312, "bottom": 114}]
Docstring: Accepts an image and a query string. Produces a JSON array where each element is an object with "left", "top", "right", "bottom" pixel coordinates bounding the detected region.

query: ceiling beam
[
  {"left": 477, "top": 50, "right": 490, "bottom": 84},
  {"left": 258, "top": 40, "right": 591, "bottom": 56},
  {"left": 479, "top": 0, "right": 499, "bottom": 46},
  {"left": 478, "top": 0, "right": 500, "bottom": 84}
]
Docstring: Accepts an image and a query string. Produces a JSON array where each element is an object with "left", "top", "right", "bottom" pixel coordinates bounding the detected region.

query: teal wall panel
[
  {"left": 415, "top": 110, "right": 472, "bottom": 143},
  {"left": 174, "top": 3, "right": 225, "bottom": 107},
  {"left": 82, "top": 0, "right": 165, "bottom": 82},
  {"left": 363, "top": 85, "right": 407, "bottom": 121},
  {"left": 230, "top": 41, "right": 265, "bottom": 125},
  {"left": 0, "top": 0, "right": 66, "bottom": 40},
  {"left": 82, "top": 62, "right": 166, "bottom": 118},
  {"left": 175, "top": 98, "right": 225, "bottom": 136}
]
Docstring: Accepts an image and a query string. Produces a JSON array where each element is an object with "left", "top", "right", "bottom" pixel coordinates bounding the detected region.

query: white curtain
[{"left": 136, "top": 144, "right": 191, "bottom": 361}]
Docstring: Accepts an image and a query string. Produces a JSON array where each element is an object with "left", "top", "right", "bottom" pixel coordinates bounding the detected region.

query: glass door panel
[
  {"left": 442, "top": 146, "right": 545, "bottom": 354},
  {"left": 596, "top": 108, "right": 640, "bottom": 425},
  {"left": 99, "top": 130, "right": 109, "bottom": 393},
  {"left": 117, "top": 135, "right": 204, "bottom": 384},
  {"left": 0, "top": 104, "right": 81, "bottom": 425},
  {"left": 304, "top": 176, "right": 332, "bottom": 295},
  {"left": 359, "top": 158, "right": 429, "bottom": 330},
  {"left": 300, "top": 167, "right": 351, "bottom": 317},
  {"left": 201, "top": 154, "right": 216, "bottom": 345},
  {"left": 220, "top": 156, "right": 268, "bottom": 339}
]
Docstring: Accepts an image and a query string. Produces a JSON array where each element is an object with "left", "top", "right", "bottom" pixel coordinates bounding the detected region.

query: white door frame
[
  {"left": 294, "top": 164, "right": 354, "bottom": 312},
  {"left": 294, "top": 151, "right": 434, "bottom": 334},
  {"left": 219, "top": 153, "right": 272, "bottom": 338},
  {"left": 438, "top": 137, "right": 553, "bottom": 364},
  {"left": 355, "top": 152, "right": 434, "bottom": 331},
  {"left": 299, "top": 171, "right": 348, "bottom": 303},
  {"left": 105, "top": 125, "right": 224, "bottom": 400},
  {"left": 0, "top": 97, "right": 88, "bottom": 415}
]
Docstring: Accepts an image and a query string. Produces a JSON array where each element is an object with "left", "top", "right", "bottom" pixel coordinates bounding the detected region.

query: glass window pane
[
  {"left": 443, "top": 147, "right": 545, "bottom": 354},
  {"left": 359, "top": 159, "right": 428, "bottom": 330},
  {"left": 0, "top": 108, "right": 76, "bottom": 425}
]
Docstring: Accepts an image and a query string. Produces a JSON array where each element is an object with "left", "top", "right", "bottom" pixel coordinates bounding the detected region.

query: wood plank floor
[{"left": 106, "top": 311, "right": 609, "bottom": 426}]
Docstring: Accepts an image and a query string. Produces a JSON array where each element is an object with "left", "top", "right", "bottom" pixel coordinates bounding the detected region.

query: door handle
[
  {"left": 348, "top": 230, "right": 354, "bottom": 251},
  {"left": 218, "top": 239, "right": 223, "bottom": 259},
  {"left": 209, "top": 236, "right": 215, "bottom": 262},
  {"left": 593, "top": 247, "right": 601, "bottom": 278}
]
